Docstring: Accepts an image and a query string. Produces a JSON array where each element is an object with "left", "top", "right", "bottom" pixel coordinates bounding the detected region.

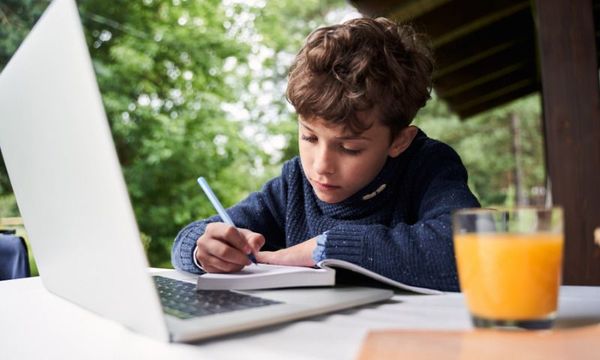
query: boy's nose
[{"left": 314, "top": 147, "right": 335, "bottom": 175}]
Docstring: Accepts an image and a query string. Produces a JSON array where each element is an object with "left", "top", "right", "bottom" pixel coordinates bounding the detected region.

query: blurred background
[{"left": 0, "top": 0, "right": 547, "bottom": 271}]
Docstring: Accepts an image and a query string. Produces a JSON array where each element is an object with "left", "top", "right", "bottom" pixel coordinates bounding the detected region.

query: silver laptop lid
[{"left": 0, "top": 0, "right": 168, "bottom": 341}]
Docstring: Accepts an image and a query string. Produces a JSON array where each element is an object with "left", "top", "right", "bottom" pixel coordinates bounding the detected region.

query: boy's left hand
[{"left": 255, "top": 238, "right": 317, "bottom": 267}]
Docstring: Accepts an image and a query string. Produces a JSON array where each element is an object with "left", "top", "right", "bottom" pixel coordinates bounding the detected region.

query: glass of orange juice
[{"left": 453, "top": 207, "right": 564, "bottom": 330}]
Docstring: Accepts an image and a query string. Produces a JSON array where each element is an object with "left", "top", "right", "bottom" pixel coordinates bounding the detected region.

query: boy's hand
[
  {"left": 196, "top": 223, "right": 265, "bottom": 273},
  {"left": 256, "top": 238, "right": 317, "bottom": 267}
]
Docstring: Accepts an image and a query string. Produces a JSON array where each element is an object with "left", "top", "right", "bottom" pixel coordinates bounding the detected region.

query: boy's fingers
[
  {"left": 254, "top": 251, "right": 274, "bottom": 264},
  {"left": 196, "top": 232, "right": 251, "bottom": 272},
  {"left": 206, "top": 240, "right": 251, "bottom": 266},
  {"left": 201, "top": 255, "right": 245, "bottom": 273},
  {"left": 206, "top": 222, "right": 250, "bottom": 253},
  {"left": 255, "top": 239, "right": 316, "bottom": 267},
  {"left": 237, "top": 228, "right": 266, "bottom": 253}
]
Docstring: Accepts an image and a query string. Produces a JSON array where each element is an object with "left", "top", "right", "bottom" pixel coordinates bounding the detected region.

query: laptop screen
[{"left": 0, "top": 0, "right": 170, "bottom": 341}]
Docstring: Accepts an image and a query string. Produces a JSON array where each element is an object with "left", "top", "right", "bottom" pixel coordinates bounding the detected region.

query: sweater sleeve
[
  {"left": 322, "top": 143, "right": 480, "bottom": 292},
  {"left": 171, "top": 169, "right": 290, "bottom": 274}
]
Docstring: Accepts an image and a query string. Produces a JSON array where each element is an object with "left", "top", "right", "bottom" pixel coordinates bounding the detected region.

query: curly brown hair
[{"left": 286, "top": 17, "right": 434, "bottom": 140}]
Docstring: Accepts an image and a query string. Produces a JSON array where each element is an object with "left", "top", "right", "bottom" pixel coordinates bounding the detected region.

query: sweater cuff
[
  {"left": 322, "top": 225, "right": 367, "bottom": 264},
  {"left": 192, "top": 247, "right": 206, "bottom": 271},
  {"left": 174, "top": 222, "right": 206, "bottom": 274},
  {"left": 311, "top": 232, "right": 328, "bottom": 263}
]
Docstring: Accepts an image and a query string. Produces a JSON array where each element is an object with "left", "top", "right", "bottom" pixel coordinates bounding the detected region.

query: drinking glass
[{"left": 453, "top": 207, "right": 564, "bottom": 329}]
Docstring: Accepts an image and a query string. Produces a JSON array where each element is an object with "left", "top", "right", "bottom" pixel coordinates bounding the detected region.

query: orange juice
[{"left": 454, "top": 233, "right": 563, "bottom": 320}]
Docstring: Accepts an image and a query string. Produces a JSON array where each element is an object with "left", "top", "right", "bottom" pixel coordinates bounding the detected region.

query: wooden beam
[
  {"left": 444, "top": 66, "right": 536, "bottom": 106},
  {"left": 453, "top": 79, "right": 535, "bottom": 113},
  {"left": 347, "top": 0, "right": 450, "bottom": 18},
  {"left": 347, "top": 0, "right": 399, "bottom": 17},
  {"left": 433, "top": 9, "right": 535, "bottom": 78},
  {"left": 393, "top": 0, "right": 531, "bottom": 47},
  {"left": 451, "top": 84, "right": 538, "bottom": 119},
  {"left": 435, "top": 40, "right": 517, "bottom": 79},
  {"left": 386, "top": 0, "right": 451, "bottom": 22},
  {"left": 437, "top": 61, "right": 531, "bottom": 98},
  {"left": 0, "top": 217, "right": 24, "bottom": 227},
  {"left": 535, "top": 0, "right": 600, "bottom": 285},
  {"left": 431, "top": 3, "right": 530, "bottom": 47},
  {"left": 435, "top": 40, "right": 535, "bottom": 97},
  {"left": 352, "top": 0, "right": 532, "bottom": 49},
  {"left": 595, "top": 1, "right": 600, "bottom": 64},
  {"left": 435, "top": 36, "right": 533, "bottom": 84}
]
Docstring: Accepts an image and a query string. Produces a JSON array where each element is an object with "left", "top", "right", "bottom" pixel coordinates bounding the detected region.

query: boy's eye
[
  {"left": 301, "top": 134, "right": 363, "bottom": 155},
  {"left": 301, "top": 135, "right": 317, "bottom": 143},
  {"left": 340, "top": 146, "right": 363, "bottom": 155}
]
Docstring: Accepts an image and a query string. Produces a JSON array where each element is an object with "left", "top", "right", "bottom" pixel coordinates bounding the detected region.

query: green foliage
[
  {"left": 0, "top": 0, "right": 50, "bottom": 195},
  {"left": 0, "top": 0, "right": 49, "bottom": 68},
  {"left": 0, "top": 194, "right": 18, "bottom": 217},
  {"left": 414, "top": 94, "right": 545, "bottom": 207},
  {"left": 77, "top": 0, "right": 260, "bottom": 266},
  {"left": 254, "top": 0, "right": 344, "bottom": 52}
]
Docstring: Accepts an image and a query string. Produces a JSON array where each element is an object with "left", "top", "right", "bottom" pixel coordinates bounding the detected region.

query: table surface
[{"left": 1, "top": 270, "right": 599, "bottom": 360}]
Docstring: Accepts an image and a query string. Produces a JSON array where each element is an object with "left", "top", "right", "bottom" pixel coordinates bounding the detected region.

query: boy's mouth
[{"left": 312, "top": 179, "right": 341, "bottom": 191}]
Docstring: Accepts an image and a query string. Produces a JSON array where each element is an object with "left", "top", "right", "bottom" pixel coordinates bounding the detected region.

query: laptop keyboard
[{"left": 153, "top": 275, "right": 282, "bottom": 320}]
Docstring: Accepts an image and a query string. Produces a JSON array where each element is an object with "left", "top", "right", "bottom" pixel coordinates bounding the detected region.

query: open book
[{"left": 196, "top": 259, "right": 441, "bottom": 295}]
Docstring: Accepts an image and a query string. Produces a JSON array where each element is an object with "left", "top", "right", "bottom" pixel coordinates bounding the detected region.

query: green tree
[
  {"left": 414, "top": 94, "right": 545, "bottom": 207},
  {"left": 0, "top": 0, "right": 49, "bottom": 196},
  {"left": 78, "top": 0, "right": 267, "bottom": 265}
]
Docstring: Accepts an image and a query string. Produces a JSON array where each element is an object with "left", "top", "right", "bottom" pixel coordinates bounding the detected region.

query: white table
[{"left": 1, "top": 270, "right": 599, "bottom": 360}]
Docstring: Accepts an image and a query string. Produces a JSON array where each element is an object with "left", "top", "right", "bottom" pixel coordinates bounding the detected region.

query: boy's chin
[{"left": 313, "top": 189, "right": 349, "bottom": 204}]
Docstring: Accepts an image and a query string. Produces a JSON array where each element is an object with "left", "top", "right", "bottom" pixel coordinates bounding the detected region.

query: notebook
[
  {"left": 197, "top": 259, "right": 442, "bottom": 294},
  {"left": 0, "top": 0, "right": 393, "bottom": 343}
]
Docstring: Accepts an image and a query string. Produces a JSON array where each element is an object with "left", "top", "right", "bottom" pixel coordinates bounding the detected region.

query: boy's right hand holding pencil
[{"left": 195, "top": 222, "right": 265, "bottom": 273}]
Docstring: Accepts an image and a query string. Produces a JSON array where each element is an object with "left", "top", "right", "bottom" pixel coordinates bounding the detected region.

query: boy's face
[{"left": 298, "top": 114, "right": 412, "bottom": 204}]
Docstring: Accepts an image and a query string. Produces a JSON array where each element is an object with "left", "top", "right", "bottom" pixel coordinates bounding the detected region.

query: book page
[
  {"left": 318, "top": 258, "right": 442, "bottom": 295},
  {"left": 196, "top": 263, "right": 334, "bottom": 290}
]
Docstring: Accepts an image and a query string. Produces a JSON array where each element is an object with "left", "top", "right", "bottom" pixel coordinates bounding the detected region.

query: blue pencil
[{"left": 197, "top": 177, "right": 257, "bottom": 264}]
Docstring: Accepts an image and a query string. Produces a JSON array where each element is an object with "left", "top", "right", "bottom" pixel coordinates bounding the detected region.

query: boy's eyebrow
[
  {"left": 300, "top": 121, "right": 370, "bottom": 141},
  {"left": 336, "top": 134, "right": 369, "bottom": 140},
  {"left": 299, "top": 121, "right": 316, "bottom": 132}
]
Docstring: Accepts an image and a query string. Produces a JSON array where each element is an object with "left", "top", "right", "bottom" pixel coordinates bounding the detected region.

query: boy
[{"left": 172, "top": 17, "right": 480, "bottom": 291}]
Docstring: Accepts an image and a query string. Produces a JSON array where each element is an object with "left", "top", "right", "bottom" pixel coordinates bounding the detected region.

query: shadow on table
[
  {"left": 188, "top": 297, "right": 400, "bottom": 345},
  {"left": 555, "top": 316, "right": 600, "bottom": 329}
]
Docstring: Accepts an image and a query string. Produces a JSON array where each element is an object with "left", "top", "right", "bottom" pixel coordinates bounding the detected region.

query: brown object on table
[{"left": 357, "top": 325, "right": 600, "bottom": 360}]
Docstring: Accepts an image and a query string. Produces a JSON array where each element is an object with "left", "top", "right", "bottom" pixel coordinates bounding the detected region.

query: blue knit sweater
[{"left": 172, "top": 129, "right": 480, "bottom": 291}]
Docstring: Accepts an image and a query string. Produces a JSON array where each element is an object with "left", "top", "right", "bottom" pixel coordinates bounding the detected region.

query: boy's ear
[{"left": 388, "top": 125, "right": 418, "bottom": 158}]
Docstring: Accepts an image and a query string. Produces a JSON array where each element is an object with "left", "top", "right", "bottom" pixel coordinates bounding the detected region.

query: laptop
[{"left": 0, "top": 0, "right": 393, "bottom": 342}]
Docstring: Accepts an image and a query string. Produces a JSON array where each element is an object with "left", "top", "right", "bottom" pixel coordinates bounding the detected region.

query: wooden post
[
  {"left": 535, "top": 0, "right": 600, "bottom": 284},
  {"left": 509, "top": 112, "right": 527, "bottom": 206}
]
